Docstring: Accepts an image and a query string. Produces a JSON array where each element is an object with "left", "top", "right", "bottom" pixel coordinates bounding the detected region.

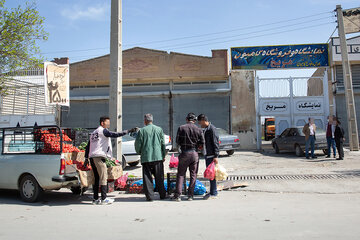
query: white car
[{"left": 125, "top": 133, "right": 172, "bottom": 168}]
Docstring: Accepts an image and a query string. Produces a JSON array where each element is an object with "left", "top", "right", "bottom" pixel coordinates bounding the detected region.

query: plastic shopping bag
[
  {"left": 115, "top": 173, "right": 128, "bottom": 189},
  {"left": 215, "top": 163, "right": 228, "bottom": 181},
  {"left": 169, "top": 154, "right": 179, "bottom": 168},
  {"left": 204, "top": 161, "right": 216, "bottom": 180}
]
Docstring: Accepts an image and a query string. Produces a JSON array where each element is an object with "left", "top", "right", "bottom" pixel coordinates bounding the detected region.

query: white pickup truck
[{"left": 0, "top": 125, "right": 80, "bottom": 202}]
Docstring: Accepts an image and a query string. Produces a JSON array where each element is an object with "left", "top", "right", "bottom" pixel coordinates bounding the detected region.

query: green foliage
[{"left": 0, "top": 0, "right": 48, "bottom": 83}]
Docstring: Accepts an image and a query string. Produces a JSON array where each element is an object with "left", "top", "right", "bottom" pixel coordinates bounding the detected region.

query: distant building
[{"left": 329, "top": 35, "right": 360, "bottom": 142}]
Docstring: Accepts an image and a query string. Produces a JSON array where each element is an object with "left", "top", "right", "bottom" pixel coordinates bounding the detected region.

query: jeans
[
  {"left": 326, "top": 137, "right": 336, "bottom": 156},
  {"left": 305, "top": 135, "right": 315, "bottom": 158},
  {"left": 205, "top": 157, "right": 218, "bottom": 196}
]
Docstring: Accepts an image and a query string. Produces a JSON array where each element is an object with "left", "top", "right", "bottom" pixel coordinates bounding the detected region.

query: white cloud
[{"left": 61, "top": 3, "right": 110, "bottom": 21}]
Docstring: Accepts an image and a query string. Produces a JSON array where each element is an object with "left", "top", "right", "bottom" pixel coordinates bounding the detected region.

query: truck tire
[
  {"left": 128, "top": 160, "right": 140, "bottom": 167},
  {"left": 226, "top": 150, "right": 235, "bottom": 155},
  {"left": 19, "top": 175, "right": 43, "bottom": 203},
  {"left": 70, "top": 186, "right": 82, "bottom": 195}
]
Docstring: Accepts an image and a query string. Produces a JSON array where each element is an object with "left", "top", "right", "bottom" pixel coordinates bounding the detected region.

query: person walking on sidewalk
[
  {"left": 198, "top": 114, "right": 220, "bottom": 200},
  {"left": 302, "top": 117, "right": 317, "bottom": 159},
  {"left": 173, "top": 113, "right": 205, "bottom": 202},
  {"left": 135, "top": 114, "right": 167, "bottom": 201},
  {"left": 334, "top": 118, "right": 345, "bottom": 160},
  {"left": 326, "top": 115, "right": 336, "bottom": 158},
  {"left": 87, "top": 116, "right": 137, "bottom": 205}
]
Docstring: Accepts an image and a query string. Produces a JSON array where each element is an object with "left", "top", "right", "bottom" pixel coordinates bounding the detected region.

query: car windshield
[{"left": 216, "top": 128, "right": 228, "bottom": 135}]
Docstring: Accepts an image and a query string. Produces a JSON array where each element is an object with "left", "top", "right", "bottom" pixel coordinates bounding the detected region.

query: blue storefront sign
[{"left": 231, "top": 44, "right": 329, "bottom": 70}]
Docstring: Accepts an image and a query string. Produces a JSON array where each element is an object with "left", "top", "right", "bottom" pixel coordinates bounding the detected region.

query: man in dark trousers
[
  {"left": 86, "top": 116, "right": 137, "bottom": 205},
  {"left": 334, "top": 118, "right": 345, "bottom": 160},
  {"left": 173, "top": 113, "right": 205, "bottom": 202},
  {"left": 135, "top": 114, "right": 167, "bottom": 201},
  {"left": 198, "top": 114, "right": 220, "bottom": 200},
  {"left": 326, "top": 115, "right": 336, "bottom": 158}
]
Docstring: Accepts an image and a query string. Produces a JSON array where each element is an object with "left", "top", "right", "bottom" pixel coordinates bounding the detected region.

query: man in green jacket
[{"left": 135, "top": 113, "right": 167, "bottom": 201}]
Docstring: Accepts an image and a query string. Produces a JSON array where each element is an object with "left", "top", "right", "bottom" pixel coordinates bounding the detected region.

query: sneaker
[
  {"left": 187, "top": 196, "right": 193, "bottom": 201},
  {"left": 203, "top": 193, "right": 211, "bottom": 200},
  {"left": 209, "top": 195, "right": 218, "bottom": 200},
  {"left": 306, "top": 156, "right": 310, "bottom": 159},
  {"left": 325, "top": 155, "right": 330, "bottom": 158},
  {"left": 312, "top": 156, "right": 317, "bottom": 159},
  {"left": 92, "top": 199, "right": 101, "bottom": 205},
  {"left": 100, "top": 198, "right": 114, "bottom": 205},
  {"left": 171, "top": 196, "right": 181, "bottom": 202},
  {"left": 336, "top": 157, "right": 343, "bottom": 160}
]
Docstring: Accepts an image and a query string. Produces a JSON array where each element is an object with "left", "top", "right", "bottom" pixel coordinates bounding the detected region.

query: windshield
[
  {"left": 266, "top": 121, "right": 275, "bottom": 125},
  {"left": 216, "top": 128, "right": 228, "bottom": 135}
]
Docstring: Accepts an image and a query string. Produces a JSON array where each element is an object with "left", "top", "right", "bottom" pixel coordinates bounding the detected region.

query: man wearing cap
[{"left": 173, "top": 113, "right": 205, "bottom": 201}]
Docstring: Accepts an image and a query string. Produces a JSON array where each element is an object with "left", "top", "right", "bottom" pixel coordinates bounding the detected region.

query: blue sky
[{"left": 4, "top": 0, "right": 360, "bottom": 77}]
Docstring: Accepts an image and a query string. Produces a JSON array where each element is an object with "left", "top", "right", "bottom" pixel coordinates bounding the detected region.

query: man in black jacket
[
  {"left": 334, "top": 118, "right": 345, "bottom": 160},
  {"left": 198, "top": 114, "right": 220, "bottom": 200}
]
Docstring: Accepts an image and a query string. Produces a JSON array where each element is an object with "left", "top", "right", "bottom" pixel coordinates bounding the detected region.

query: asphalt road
[{"left": 0, "top": 146, "right": 360, "bottom": 240}]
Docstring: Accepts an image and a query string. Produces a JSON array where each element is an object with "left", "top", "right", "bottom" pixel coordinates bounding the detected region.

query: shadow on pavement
[
  {"left": 0, "top": 189, "right": 89, "bottom": 206},
  {"left": 332, "top": 169, "right": 360, "bottom": 176}
]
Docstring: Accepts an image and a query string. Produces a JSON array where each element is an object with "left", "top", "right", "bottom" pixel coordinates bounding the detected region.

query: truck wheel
[
  {"left": 128, "top": 161, "right": 140, "bottom": 167},
  {"left": 121, "top": 155, "right": 127, "bottom": 170},
  {"left": 70, "top": 186, "right": 82, "bottom": 195},
  {"left": 19, "top": 175, "right": 43, "bottom": 203},
  {"left": 273, "top": 143, "right": 280, "bottom": 154},
  {"left": 226, "top": 150, "right": 235, "bottom": 155},
  {"left": 295, "top": 144, "right": 303, "bottom": 157}
]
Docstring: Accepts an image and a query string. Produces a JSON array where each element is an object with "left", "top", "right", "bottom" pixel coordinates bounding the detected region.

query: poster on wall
[
  {"left": 44, "top": 62, "right": 70, "bottom": 106},
  {"left": 231, "top": 43, "right": 329, "bottom": 70}
]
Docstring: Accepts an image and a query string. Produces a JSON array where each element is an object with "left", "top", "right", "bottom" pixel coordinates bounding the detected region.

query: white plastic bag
[{"left": 215, "top": 163, "right": 228, "bottom": 181}]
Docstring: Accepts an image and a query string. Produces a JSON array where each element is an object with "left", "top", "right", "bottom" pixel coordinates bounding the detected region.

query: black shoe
[
  {"left": 336, "top": 157, "right": 343, "bottom": 160},
  {"left": 312, "top": 156, "right": 317, "bottom": 159},
  {"left": 146, "top": 197, "right": 153, "bottom": 202},
  {"left": 306, "top": 156, "right": 310, "bottom": 159},
  {"left": 325, "top": 155, "right": 331, "bottom": 158}
]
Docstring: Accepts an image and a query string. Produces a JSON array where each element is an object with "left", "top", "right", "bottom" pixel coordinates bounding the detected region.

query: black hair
[
  {"left": 186, "top": 112, "right": 197, "bottom": 121},
  {"left": 99, "top": 116, "right": 110, "bottom": 125},
  {"left": 197, "top": 114, "right": 208, "bottom": 122}
]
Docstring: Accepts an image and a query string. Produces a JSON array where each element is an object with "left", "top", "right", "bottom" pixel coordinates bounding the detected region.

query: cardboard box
[
  {"left": 72, "top": 152, "right": 85, "bottom": 162},
  {"left": 107, "top": 165, "right": 123, "bottom": 180}
]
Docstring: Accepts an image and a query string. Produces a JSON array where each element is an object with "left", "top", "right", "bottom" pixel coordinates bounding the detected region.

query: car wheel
[
  {"left": 226, "top": 150, "right": 235, "bottom": 155},
  {"left": 70, "top": 186, "right": 82, "bottom": 195},
  {"left": 295, "top": 144, "right": 303, "bottom": 157},
  {"left": 19, "top": 175, "right": 43, "bottom": 203},
  {"left": 121, "top": 155, "right": 127, "bottom": 170},
  {"left": 128, "top": 160, "right": 140, "bottom": 167},
  {"left": 273, "top": 143, "right": 280, "bottom": 154}
]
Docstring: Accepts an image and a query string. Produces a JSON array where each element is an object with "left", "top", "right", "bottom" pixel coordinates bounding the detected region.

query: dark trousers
[
  {"left": 206, "top": 157, "right": 218, "bottom": 196},
  {"left": 142, "top": 161, "right": 166, "bottom": 200},
  {"left": 336, "top": 140, "right": 344, "bottom": 159},
  {"left": 326, "top": 137, "right": 336, "bottom": 157},
  {"left": 90, "top": 158, "right": 107, "bottom": 200},
  {"left": 175, "top": 151, "right": 199, "bottom": 197}
]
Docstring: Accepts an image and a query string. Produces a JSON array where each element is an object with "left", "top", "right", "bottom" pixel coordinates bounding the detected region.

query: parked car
[
  {"left": 122, "top": 134, "right": 141, "bottom": 168},
  {"left": 271, "top": 127, "right": 327, "bottom": 156},
  {"left": 217, "top": 128, "right": 240, "bottom": 155}
]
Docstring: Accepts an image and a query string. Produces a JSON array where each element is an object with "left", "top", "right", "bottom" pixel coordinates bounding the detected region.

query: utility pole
[
  {"left": 336, "top": 5, "right": 359, "bottom": 151},
  {"left": 109, "top": 0, "right": 123, "bottom": 160}
]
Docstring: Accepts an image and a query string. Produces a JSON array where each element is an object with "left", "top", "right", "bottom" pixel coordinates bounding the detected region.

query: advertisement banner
[
  {"left": 44, "top": 62, "right": 70, "bottom": 106},
  {"left": 231, "top": 44, "right": 329, "bottom": 70}
]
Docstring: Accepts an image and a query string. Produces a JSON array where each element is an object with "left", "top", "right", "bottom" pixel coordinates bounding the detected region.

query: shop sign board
[{"left": 231, "top": 44, "right": 329, "bottom": 70}]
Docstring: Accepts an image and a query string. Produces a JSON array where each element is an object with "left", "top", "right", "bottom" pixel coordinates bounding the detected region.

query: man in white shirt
[{"left": 302, "top": 117, "right": 317, "bottom": 159}]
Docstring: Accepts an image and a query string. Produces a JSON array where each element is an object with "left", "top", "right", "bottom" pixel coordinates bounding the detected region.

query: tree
[{"left": 0, "top": 0, "right": 48, "bottom": 93}]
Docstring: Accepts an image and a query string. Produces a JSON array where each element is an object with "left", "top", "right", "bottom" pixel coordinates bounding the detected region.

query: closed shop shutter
[{"left": 335, "top": 64, "right": 360, "bottom": 88}]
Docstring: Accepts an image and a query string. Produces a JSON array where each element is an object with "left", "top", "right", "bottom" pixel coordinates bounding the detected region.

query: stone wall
[{"left": 230, "top": 70, "right": 257, "bottom": 150}]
